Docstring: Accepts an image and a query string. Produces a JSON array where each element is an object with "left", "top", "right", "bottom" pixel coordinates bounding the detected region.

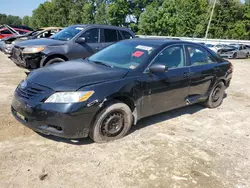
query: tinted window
[
  {"left": 80, "top": 28, "right": 99, "bottom": 43},
  {"left": 122, "top": 31, "right": 133, "bottom": 39},
  {"left": 152, "top": 46, "right": 185, "bottom": 68},
  {"left": 0, "top": 29, "right": 11, "bottom": 34},
  {"left": 104, "top": 29, "right": 117, "bottom": 42},
  {"left": 187, "top": 46, "right": 216, "bottom": 66}
]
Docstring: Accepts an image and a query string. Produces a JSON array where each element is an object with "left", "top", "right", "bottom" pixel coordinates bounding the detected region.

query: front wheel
[
  {"left": 89, "top": 101, "right": 133, "bottom": 143},
  {"left": 44, "top": 58, "right": 65, "bottom": 67},
  {"left": 204, "top": 82, "right": 225, "bottom": 108}
]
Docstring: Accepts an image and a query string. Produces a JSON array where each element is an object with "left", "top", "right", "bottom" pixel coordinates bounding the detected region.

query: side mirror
[
  {"left": 149, "top": 64, "right": 168, "bottom": 73},
  {"left": 76, "top": 37, "right": 86, "bottom": 43}
]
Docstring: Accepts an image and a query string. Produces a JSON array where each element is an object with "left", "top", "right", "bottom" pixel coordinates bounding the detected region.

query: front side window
[
  {"left": 152, "top": 45, "right": 185, "bottom": 69},
  {"left": 104, "top": 29, "right": 118, "bottom": 42},
  {"left": 187, "top": 46, "right": 216, "bottom": 66},
  {"left": 80, "top": 28, "right": 99, "bottom": 43}
]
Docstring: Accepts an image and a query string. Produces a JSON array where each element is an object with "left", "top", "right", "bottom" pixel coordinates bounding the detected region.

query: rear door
[
  {"left": 69, "top": 28, "right": 102, "bottom": 59},
  {"left": 185, "top": 45, "right": 219, "bottom": 101},
  {"left": 101, "top": 28, "right": 121, "bottom": 49}
]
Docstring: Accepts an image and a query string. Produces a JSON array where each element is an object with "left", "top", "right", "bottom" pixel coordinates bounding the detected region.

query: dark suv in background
[{"left": 11, "top": 24, "right": 135, "bottom": 70}]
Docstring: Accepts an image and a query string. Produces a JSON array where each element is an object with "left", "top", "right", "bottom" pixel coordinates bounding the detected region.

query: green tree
[
  {"left": 95, "top": 0, "right": 108, "bottom": 24},
  {"left": 22, "top": 16, "right": 30, "bottom": 26},
  {"left": 209, "top": 0, "right": 246, "bottom": 39},
  {"left": 69, "top": 0, "right": 86, "bottom": 25},
  {"left": 107, "top": 0, "right": 130, "bottom": 26},
  {"left": 81, "top": 1, "right": 95, "bottom": 24},
  {"left": 30, "top": 1, "right": 54, "bottom": 28},
  {"left": 138, "top": 0, "right": 209, "bottom": 37}
]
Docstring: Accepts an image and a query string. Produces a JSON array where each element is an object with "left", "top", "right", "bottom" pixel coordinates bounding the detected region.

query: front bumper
[
  {"left": 11, "top": 91, "right": 99, "bottom": 139},
  {"left": 11, "top": 47, "right": 46, "bottom": 69},
  {"left": 219, "top": 53, "right": 234, "bottom": 59}
]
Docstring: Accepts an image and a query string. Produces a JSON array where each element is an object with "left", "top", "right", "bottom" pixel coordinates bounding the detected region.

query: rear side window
[
  {"left": 186, "top": 45, "right": 216, "bottom": 66},
  {"left": 121, "top": 31, "right": 133, "bottom": 39},
  {"left": 104, "top": 29, "right": 118, "bottom": 42},
  {"left": 80, "top": 28, "right": 99, "bottom": 43}
]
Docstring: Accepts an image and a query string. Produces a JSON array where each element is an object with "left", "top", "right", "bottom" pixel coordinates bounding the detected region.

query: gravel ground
[{"left": 0, "top": 52, "right": 249, "bottom": 188}]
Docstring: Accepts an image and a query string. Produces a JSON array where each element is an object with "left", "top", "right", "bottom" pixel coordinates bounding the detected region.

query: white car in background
[
  {"left": 205, "top": 44, "right": 228, "bottom": 53},
  {"left": 217, "top": 45, "right": 249, "bottom": 59}
]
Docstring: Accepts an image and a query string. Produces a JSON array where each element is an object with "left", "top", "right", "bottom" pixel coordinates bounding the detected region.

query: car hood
[
  {"left": 27, "top": 59, "right": 129, "bottom": 91},
  {"left": 15, "top": 38, "right": 66, "bottom": 48},
  {"left": 220, "top": 48, "right": 237, "bottom": 53}
]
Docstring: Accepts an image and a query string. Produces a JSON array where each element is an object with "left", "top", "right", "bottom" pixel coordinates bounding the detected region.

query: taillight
[{"left": 229, "top": 62, "right": 233, "bottom": 73}]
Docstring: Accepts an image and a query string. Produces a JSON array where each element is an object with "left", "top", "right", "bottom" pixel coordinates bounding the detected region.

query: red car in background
[{"left": 0, "top": 26, "right": 33, "bottom": 39}]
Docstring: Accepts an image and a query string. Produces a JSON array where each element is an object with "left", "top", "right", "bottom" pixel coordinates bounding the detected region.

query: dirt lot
[{"left": 0, "top": 52, "right": 249, "bottom": 188}]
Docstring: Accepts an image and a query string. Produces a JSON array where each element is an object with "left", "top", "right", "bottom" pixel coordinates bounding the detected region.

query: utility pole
[{"left": 205, "top": 0, "right": 217, "bottom": 39}]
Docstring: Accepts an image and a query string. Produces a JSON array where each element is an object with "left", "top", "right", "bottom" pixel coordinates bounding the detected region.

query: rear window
[{"left": 121, "top": 31, "right": 133, "bottom": 39}]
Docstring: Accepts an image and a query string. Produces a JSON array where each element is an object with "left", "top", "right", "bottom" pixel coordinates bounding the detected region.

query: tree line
[
  {"left": 0, "top": 14, "right": 22, "bottom": 26},
  {"left": 1, "top": 0, "right": 250, "bottom": 40}
]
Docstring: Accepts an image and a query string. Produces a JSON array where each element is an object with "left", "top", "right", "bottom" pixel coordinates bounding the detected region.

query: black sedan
[{"left": 11, "top": 39, "right": 233, "bottom": 142}]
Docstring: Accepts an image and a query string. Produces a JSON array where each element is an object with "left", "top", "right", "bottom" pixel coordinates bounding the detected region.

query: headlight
[
  {"left": 22, "top": 46, "right": 45, "bottom": 54},
  {"left": 44, "top": 91, "right": 95, "bottom": 103}
]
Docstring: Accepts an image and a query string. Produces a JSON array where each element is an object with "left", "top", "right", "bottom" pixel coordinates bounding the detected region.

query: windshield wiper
[{"left": 92, "top": 61, "right": 113, "bottom": 68}]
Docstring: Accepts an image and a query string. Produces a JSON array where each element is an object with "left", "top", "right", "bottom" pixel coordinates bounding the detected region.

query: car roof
[
  {"left": 70, "top": 24, "right": 133, "bottom": 31},
  {"left": 125, "top": 38, "right": 204, "bottom": 46}
]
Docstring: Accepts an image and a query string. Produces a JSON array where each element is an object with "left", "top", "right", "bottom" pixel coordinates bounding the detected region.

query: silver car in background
[{"left": 218, "top": 45, "right": 249, "bottom": 59}]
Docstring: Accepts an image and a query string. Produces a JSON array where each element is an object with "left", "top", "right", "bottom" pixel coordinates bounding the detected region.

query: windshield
[
  {"left": 30, "top": 29, "right": 44, "bottom": 36},
  {"left": 88, "top": 41, "right": 157, "bottom": 70},
  {"left": 50, "top": 26, "right": 84, "bottom": 41}
]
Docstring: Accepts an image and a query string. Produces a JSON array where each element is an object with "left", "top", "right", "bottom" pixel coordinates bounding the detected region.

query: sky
[{"left": 0, "top": 0, "right": 47, "bottom": 18}]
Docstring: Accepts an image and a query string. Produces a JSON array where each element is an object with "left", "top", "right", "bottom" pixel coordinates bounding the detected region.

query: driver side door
[
  {"left": 68, "top": 28, "right": 103, "bottom": 59},
  {"left": 141, "top": 45, "right": 191, "bottom": 118}
]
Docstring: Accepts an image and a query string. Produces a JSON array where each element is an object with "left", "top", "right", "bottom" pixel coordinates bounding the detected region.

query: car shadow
[
  {"left": 130, "top": 104, "right": 205, "bottom": 134},
  {"left": 36, "top": 132, "right": 94, "bottom": 145}
]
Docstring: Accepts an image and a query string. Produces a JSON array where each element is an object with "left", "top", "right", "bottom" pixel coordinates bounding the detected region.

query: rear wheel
[
  {"left": 204, "top": 82, "right": 225, "bottom": 108},
  {"left": 44, "top": 58, "right": 65, "bottom": 67},
  {"left": 89, "top": 101, "right": 133, "bottom": 143}
]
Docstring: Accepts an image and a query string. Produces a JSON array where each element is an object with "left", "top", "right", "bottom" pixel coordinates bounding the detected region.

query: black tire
[
  {"left": 89, "top": 101, "right": 133, "bottom": 143},
  {"left": 246, "top": 53, "right": 249, "bottom": 59},
  {"left": 204, "top": 82, "right": 225, "bottom": 108},
  {"left": 44, "top": 58, "right": 65, "bottom": 67}
]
